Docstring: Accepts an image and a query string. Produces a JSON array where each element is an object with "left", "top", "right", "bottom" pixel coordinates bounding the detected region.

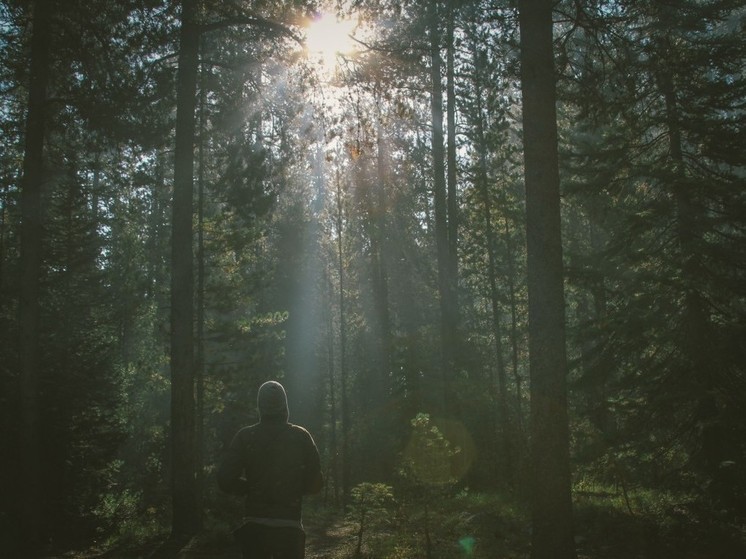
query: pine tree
[{"left": 519, "top": 0, "right": 576, "bottom": 556}]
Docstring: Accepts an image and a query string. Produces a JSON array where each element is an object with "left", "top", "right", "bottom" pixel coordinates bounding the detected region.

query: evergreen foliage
[{"left": 0, "top": 0, "right": 743, "bottom": 555}]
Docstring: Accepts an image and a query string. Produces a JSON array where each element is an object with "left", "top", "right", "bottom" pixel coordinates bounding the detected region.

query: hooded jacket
[{"left": 217, "top": 382, "right": 323, "bottom": 522}]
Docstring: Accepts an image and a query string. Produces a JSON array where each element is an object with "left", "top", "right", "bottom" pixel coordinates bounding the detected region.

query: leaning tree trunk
[
  {"left": 18, "top": 0, "right": 51, "bottom": 554},
  {"left": 170, "top": 0, "right": 200, "bottom": 538},
  {"left": 518, "top": 1, "right": 576, "bottom": 558}
]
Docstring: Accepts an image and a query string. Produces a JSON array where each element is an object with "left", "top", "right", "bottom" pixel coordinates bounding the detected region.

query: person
[{"left": 218, "top": 380, "right": 323, "bottom": 559}]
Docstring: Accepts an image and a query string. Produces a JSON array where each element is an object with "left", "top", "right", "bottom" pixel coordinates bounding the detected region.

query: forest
[{"left": 1, "top": 0, "right": 745, "bottom": 557}]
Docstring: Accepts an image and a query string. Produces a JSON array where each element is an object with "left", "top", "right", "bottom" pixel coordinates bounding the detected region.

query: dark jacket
[{"left": 217, "top": 417, "right": 323, "bottom": 521}]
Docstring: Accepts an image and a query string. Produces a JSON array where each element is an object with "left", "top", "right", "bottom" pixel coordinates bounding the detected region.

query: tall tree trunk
[
  {"left": 194, "top": 40, "right": 208, "bottom": 526},
  {"left": 335, "top": 172, "right": 351, "bottom": 504},
  {"left": 429, "top": 0, "right": 456, "bottom": 414},
  {"left": 325, "top": 270, "right": 339, "bottom": 505},
  {"left": 445, "top": 0, "right": 459, "bottom": 335},
  {"left": 360, "top": 103, "right": 394, "bottom": 479},
  {"left": 0, "top": 182, "right": 8, "bottom": 290},
  {"left": 18, "top": 0, "right": 51, "bottom": 553},
  {"left": 518, "top": 1, "right": 576, "bottom": 558},
  {"left": 374, "top": 123, "right": 391, "bottom": 383},
  {"left": 170, "top": 0, "right": 200, "bottom": 538}
]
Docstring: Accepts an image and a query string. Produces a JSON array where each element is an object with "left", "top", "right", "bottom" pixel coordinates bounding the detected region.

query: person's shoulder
[
  {"left": 232, "top": 422, "right": 261, "bottom": 442},
  {"left": 287, "top": 422, "right": 315, "bottom": 439}
]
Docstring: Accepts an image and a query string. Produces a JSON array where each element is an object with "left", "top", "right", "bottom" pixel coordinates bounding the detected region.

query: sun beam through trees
[
  {"left": 304, "top": 9, "right": 359, "bottom": 70},
  {"left": 2, "top": 0, "right": 745, "bottom": 557}
]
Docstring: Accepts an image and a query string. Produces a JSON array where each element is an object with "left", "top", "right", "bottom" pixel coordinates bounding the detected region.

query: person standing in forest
[{"left": 218, "top": 380, "right": 323, "bottom": 559}]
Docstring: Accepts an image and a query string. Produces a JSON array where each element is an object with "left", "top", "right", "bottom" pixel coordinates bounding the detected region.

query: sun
[{"left": 304, "top": 11, "right": 358, "bottom": 68}]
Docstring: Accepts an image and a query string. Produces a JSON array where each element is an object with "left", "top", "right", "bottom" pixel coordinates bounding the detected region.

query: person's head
[{"left": 257, "top": 380, "right": 289, "bottom": 422}]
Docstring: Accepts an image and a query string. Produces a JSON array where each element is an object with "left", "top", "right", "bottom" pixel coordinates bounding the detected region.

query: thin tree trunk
[
  {"left": 194, "top": 36, "right": 208, "bottom": 525},
  {"left": 445, "top": 0, "right": 459, "bottom": 334},
  {"left": 429, "top": 0, "right": 455, "bottom": 413},
  {"left": 518, "top": 1, "right": 576, "bottom": 557},
  {"left": 363, "top": 105, "right": 393, "bottom": 478},
  {"left": 335, "top": 171, "right": 351, "bottom": 505},
  {"left": 504, "top": 218, "right": 524, "bottom": 430},
  {"left": 325, "top": 270, "right": 339, "bottom": 505},
  {"left": 1, "top": 181, "right": 9, "bottom": 290},
  {"left": 469, "top": 30, "right": 513, "bottom": 484},
  {"left": 372, "top": 97, "right": 392, "bottom": 399},
  {"left": 170, "top": 0, "right": 200, "bottom": 538},
  {"left": 148, "top": 155, "right": 167, "bottom": 302},
  {"left": 18, "top": 0, "right": 51, "bottom": 553}
]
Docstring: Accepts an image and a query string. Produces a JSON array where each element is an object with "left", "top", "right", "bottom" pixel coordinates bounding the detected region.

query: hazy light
[{"left": 304, "top": 11, "right": 358, "bottom": 68}]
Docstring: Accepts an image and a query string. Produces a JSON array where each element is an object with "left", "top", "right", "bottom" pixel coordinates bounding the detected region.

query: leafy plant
[{"left": 349, "top": 482, "right": 395, "bottom": 558}]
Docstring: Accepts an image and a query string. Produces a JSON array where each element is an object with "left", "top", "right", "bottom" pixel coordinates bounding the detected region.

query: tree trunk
[
  {"left": 445, "top": 0, "right": 459, "bottom": 335},
  {"left": 0, "top": 182, "right": 8, "bottom": 290},
  {"left": 170, "top": 0, "right": 200, "bottom": 538},
  {"left": 518, "top": 1, "right": 576, "bottom": 558},
  {"left": 325, "top": 270, "right": 339, "bottom": 505},
  {"left": 360, "top": 103, "right": 394, "bottom": 479},
  {"left": 372, "top": 96, "right": 392, "bottom": 404},
  {"left": 18, "top": 0, "right": 51, "bottom": 553},
  {"left": 194, "top": 40, "right": 208, "bottom": 526},
  {"left": 469, "top": 30, "right": 513, "bottom": 485},
  {"left": 503, "top": 218, "right": 525, "bottom": 431},
  {"left": 429, "top": 0, "right": 456, "bottom": 413},
  {"left": 335, "top": 172, "right": 351, "bottom": 504}
]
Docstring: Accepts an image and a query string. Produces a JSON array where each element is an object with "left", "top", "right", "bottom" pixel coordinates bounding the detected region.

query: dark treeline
[{"left": 1, "top": 0, "right": 744, "bottom": 557}]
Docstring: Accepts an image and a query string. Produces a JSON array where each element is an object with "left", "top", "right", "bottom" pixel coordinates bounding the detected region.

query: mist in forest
[{"left": 1, "top": 0, "right": 744, "bottom": 558}]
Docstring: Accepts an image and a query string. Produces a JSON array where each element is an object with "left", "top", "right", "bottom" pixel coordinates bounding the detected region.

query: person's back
[{"left": 218, "top": 381, "right": 323, "bottom": 559}]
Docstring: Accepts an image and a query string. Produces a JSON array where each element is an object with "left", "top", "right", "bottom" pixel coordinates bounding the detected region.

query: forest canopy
[{"left": 1, "top": 0, "right": 744, "bottom": 557}]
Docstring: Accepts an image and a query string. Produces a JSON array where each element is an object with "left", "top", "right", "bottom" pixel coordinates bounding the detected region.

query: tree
[
  {"left": 459, "top": 5, "right": 518, "bottom": 485},
  {"left": 518, "top": 0, "right": 575, "bottom": 557},
  {"left": 17, "top": 0, "right": 51, "bottom": 553},
  {"left": 170, "top": 0, "right": 200, "bottom": 539},
  {"left": 428, "top": 0, "right": 458, "bottom": 413},
  {"left": 559, "top": 0, "right": 746, "bottom": 509}
]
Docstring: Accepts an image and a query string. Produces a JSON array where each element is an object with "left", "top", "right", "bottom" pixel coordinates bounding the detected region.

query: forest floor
[
  {"left": 173, "top": 511, "right": 359, "bottom": 559},
  {"left": 41, "top": 509, "right": 360, "bottom": 559},
  {"left": 42, "top": 494, "right": 746, "bottom": 559}
]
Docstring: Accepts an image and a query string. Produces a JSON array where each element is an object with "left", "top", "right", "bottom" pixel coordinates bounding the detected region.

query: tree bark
[
  {"left": 372, "top": 95, "right": 392, "bottom": 401},
  {"left": 18, "top": 0, "right": 51, "bottom": 553},
  {"left": 335, "top": 172, "right": 351, "bottom": 504},
  {"left": 445, "top": 0, "right": 459, "bottom": 332},
  {"left": 194, "top": 37, "right": 208, "bottom": 526},
  {"left": 429, "top": 0, "right": 456, "bottom": 413},
  {"left": 170, "top": 0, "right": 200, "bottom": 538},
  {"left": 518, "top": 1, "right": 576, "bottom": 557}
]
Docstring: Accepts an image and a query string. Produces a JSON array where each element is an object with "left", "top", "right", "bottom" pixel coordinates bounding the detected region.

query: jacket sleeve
[
  {"left": 217, "top": 430, "right": 250, "bottom": 495},
  {"left": 303, "top": 431, "right": 324, "bottom": 495}
]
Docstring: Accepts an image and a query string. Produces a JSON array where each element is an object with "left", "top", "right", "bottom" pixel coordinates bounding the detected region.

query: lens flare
[{"left": 459, "top": 535, "right": 476, "bottom": 556}]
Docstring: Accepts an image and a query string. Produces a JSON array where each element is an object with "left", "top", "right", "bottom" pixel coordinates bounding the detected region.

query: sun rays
[{"left": 304, "top": 10, "right": 359, "bottom": 69}]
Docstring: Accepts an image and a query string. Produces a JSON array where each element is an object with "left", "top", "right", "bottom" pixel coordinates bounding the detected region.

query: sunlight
[{"left": 304, "top": 10, "right": 358, "bottom": 68}]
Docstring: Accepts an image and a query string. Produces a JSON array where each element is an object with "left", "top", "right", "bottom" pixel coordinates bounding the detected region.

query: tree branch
[{"left": 200, "top": 16, "right": 302, "bottom": 44}]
